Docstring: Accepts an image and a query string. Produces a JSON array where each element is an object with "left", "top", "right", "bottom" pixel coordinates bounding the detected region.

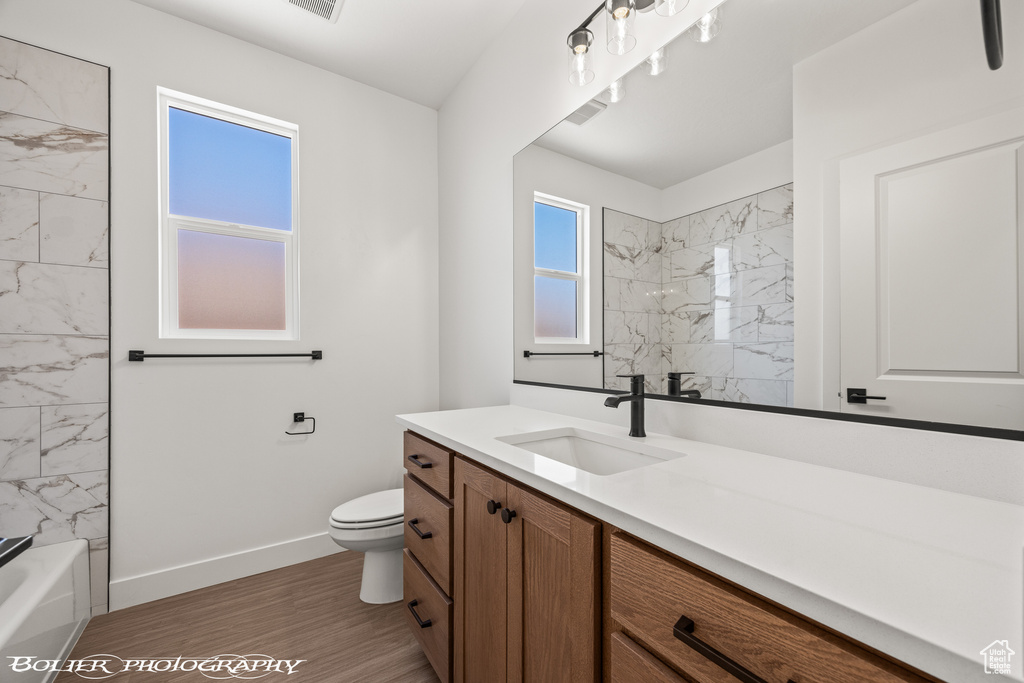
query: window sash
[
  {"left": 158, "top": 87, "right": 299, "bottom": 340},
  {"left": 533, "top": 193, "right": 588, "bottom": 345}
]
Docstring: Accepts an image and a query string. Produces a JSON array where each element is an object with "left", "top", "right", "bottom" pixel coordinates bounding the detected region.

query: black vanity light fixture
[{"left": 567, "top": 0, "right": 722, "bottom": 89}]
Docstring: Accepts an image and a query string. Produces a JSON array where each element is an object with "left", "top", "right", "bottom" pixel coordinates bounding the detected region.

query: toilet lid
[{"left": 330, "top": 488, "right": 403, "bottom": 526}]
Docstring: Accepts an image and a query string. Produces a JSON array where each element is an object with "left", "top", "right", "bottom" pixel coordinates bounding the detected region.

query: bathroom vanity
[{"left": 399, "top": 405, "right": 1024, "bottom": 683}]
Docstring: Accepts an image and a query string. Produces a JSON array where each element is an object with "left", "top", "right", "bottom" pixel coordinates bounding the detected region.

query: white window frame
[
  {"left": 157, "top": 87, "right": 300, "bottom": 340},
  {"left": 533, "top": 191, "right": 589, "bottom": 345}
]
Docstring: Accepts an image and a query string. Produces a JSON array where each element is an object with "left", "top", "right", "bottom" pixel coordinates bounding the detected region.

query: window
[
  {"left": 533, "top": 192, "right": 588, "bottom": 343},
  {"left": 158, "top": 88, "right": 298, "bottom": 339}
]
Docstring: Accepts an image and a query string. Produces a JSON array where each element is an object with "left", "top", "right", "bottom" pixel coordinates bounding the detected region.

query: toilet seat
[{"left": 329, "top": 488, "right": 403, "bottom": 530}]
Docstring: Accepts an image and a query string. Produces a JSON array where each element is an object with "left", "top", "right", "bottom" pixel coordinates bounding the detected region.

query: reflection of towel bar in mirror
[
  {"left": 524, "top": 350, "right": 602, "bottom": 358},
  {"left": 129, "top": 350, "right": 322, "bottom": 361}
]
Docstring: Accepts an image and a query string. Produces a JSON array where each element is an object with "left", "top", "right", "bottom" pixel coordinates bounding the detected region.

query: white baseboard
[{"left": 109, "top": 533, "right": 343, "bottom": 611}]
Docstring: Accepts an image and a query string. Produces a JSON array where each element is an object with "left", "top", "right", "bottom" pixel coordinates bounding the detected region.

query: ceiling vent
[
  {"left": 283, "top": 0, "right": 345, "bottom": 23},
  {"left": 565, "top": 99, "right": 607, "bottom": 126}
]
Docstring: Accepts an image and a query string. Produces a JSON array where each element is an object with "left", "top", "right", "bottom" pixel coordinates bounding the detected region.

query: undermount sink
[{"left": 495, "top": 428, "right": 685, "bottom": 476}]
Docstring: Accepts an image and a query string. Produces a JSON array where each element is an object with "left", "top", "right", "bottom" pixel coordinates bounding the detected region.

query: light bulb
[
  {"left": 608, "top": 78, "right": 625, "bottom": 103},
  {"left": 690, "top": 8, "right": 721, "bottom": 43},
  {"left": 606, "top": 0, "right": 637, "bottom": 55},
  {"left": 646, "top": 48, "right": 665, "bottom": 76},
  {"left": 654, "top": 0, "right": 688, "bottom": 16},
  {"left": 567, "top": 29, "right": 595, "bottom": 86}
]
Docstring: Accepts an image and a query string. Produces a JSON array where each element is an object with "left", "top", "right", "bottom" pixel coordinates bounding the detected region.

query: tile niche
[
  {"left": 0, "top": 36, "right": 110, "bottom": 614},
  {"left": 604, "top": 184, "right": 794, "bottom": 405}
]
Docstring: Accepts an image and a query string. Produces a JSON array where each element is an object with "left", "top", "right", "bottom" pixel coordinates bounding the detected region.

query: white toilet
[{"left": 327, "top": 488, "right": 405, "bottom": 604}]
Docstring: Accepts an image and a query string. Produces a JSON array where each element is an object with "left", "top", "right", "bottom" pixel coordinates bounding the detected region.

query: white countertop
[{"left": 397, "top": 405, "right": 1024, "bottom": 683}]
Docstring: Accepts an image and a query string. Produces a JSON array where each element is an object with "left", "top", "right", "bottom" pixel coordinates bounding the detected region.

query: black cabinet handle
[
  {"left": 486, "top": 500, "right": 501, "bottom": 515},
  {"left": 673, "top": 616, "right": 768, "bottom": 683},
  {"left": 501, "top": 508, "right": 517, "bottom": 524},
  {"left": 408, "top": 519, "right": 432, "bottom": 540},
  {"left": 407, "top": 454, "right": 432, "bottom": 469},
  {"left": 846, "top": 388, "right": 887, "bottom": 404},
  {"left": 407, "top": 600, "right": 432, "bottom": 628}
]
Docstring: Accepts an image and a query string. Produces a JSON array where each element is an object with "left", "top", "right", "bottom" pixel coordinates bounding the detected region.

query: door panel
[{"left": 839, "top": 105, "right": 1024, "bottom": 428}]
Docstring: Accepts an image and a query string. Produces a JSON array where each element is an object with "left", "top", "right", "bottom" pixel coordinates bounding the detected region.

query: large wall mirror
[{"left": 513, "top": 0, "right": 1024, "bottom": 436}]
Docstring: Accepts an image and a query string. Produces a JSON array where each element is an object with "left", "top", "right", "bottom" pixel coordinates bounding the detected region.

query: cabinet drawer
[
  {"left": 610, "top": 632, "right": 688, "bottom": 683},
  {"left": 404, "top": 431, "right": 454, "bottom": 499},
  {"left": 404, "top": 473, "right": 453, "bottom": 596},
  {"left": 610, "top": 533, "right": 927, "bottom": 683},
  {"left": 403, "top": 549, "right": 453, "bottom": 683}
]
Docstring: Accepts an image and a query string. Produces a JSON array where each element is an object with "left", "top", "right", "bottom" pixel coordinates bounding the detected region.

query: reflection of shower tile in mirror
[
  {"left": 39, "top": 194, "right": 108, "bottom": 267},
  {"left": 688, "top": 197, "right": 756, "bottom": 247},
  {"left": 687, "top": 306, "right": 758, "bottom": 344},
  {"left": 758, "top": 303, "right": 794, "bottom": 341},
  {"left": 661, "top": 276, "right": 711, "bottom": 314},
  {"left": 604, "top": 343, "right": 661, "bottom": 390},
  {"left": 662, "top": 216, "right": 689, "bottom": 253},
  {"left": 0, "top": 187, "right": 40, "bottom": 262},
  {"left": 675, "top": 375, "right": 713, "bottom": 398},
  {"left": 713, "top": 377, "right": 789, "bottom": 407},
  {"left": 786, "top": 263, "right": 794, "bottom": 302},
  {"left": 604, "top": 211, "right": 658, "bottom": 251},
  {"left": 730, "top": 225, "right": 792, "bottom": 272},
  {"left": 757, "top": 184, "right": 794, "bottom": 230},
  {"left": 605, "top": 310, "right": 654, "bottom": 345},
  {"left": 661, "top": 311, "right": 691, "bottom": 344},
  {"left": 714, "top": 264, "right": 787, "bottom": 307},
  {"left": 669, "top": 243, "right": 715, "bottom": 280},
  {"left": 668, "top": 343, "right": 734, "bottom": 378},
  {"left": 786, "top": 382, "right": 794, "bottom": 407},
  {"left": 734, "top": 342, "right": 794, "bottom": 381}
]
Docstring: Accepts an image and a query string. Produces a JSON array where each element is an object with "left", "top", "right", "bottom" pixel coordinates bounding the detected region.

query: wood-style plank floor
[{"left": 56, "top": 551, "right": 440, "bottom": 682}]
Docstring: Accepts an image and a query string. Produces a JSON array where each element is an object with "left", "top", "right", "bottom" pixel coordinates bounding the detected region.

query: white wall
[
  {"left": 794, "top": 0, "right": 1024, "bottom": 410},
  {"left": 659, "top": 139, "right": 792, "bottom": 221},
  {"left": 0, "top": 0, "right": 440, "bottom": 608},
  {"left": 438, "top": 0, "right": 723, "bottom": 410},
  {"left": 513, "top": 144, "right": 662, "bottom": 387}
]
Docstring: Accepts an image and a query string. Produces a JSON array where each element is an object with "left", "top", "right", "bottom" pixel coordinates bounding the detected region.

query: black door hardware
[
  {"left": 981, "top": 0, "right": 1003, "bottom": 70},
  {"left": 407, "top": 454, "right": 432, "bottom": 469},
  {"left": 407, "top": 600, "right": 432, "bottom": 628},
  {"left": 501, "top": 508, "right": 517, "bottom": 524},
  {"left": 486, "top": 500, "right": 501, "bottom": 515},
  {"left": 408, "top": 519, "right": 432, "bottom": 540},
  {"left": 846, "top": 388, "right": 887, "bottom": 404}
]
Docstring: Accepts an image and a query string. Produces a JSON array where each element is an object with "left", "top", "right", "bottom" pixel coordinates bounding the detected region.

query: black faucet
[
  {"left": 605, "top": 374, "right": 646, "bottom": 437},
  {"left": 667, "top": 372, "right": 702, "bottom": 399}
]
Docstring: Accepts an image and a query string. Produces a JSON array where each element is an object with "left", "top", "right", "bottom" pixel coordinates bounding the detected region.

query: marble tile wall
[
  {"left": 0, "top": 37, "right": 109, "bottom": 614},
  {"left": 603, "top": 185, "right": 794, "bottom": 404}
]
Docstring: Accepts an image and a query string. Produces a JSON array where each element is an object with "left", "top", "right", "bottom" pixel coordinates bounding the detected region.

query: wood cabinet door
[
  {"left": 505, "top": 483, "right": 600, "bottom": 683},
  {"left": 454, "top": 458, "right": 508, "bottom": 683}
]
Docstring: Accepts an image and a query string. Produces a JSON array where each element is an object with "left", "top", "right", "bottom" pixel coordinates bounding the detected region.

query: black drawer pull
[
  {"left": 408, "top": 519, "right": 432, "bottom": 540},
  {"left": 407, "top": 454, "right": 432, "bottom": 469},
  {"left": 408, "top": 599, "right": 432, "bottom": 628},
  {"left": 486, "top": 499, "right": 501, "bottom": 515},
  {"left": 501, "top": 507, "right": 517, "bottom": 524},
  {"left": 673, "top": 616, "right": 768, "bottom": 683}
]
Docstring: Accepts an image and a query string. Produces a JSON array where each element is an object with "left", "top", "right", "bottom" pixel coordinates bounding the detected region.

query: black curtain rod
[
  {"left": 524, "top": 350, "right": 602, "bottom": 358},
  {"left": 129, "top": 350, "right": 322, "bottom": 362}
]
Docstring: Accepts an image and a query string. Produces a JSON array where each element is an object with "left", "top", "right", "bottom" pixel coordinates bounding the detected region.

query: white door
[{"left": 839, "top": 106, "right": 1024, "bottom": 430}]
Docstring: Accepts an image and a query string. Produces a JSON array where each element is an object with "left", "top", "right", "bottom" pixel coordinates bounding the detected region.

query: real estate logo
[{"left": 981, "top": 640, "right": 1015, "bottom": 675}]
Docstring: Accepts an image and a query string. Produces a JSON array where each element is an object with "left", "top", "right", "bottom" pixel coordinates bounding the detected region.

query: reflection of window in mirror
[{"left": 533, "top": 192, "right": 589, "bottom": 344}]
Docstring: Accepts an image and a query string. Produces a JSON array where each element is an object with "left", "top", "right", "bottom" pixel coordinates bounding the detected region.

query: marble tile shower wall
[
  {"left": 604, "top": 185, "right": 794, "bottom": 404},
  {"left": 0, "top": 37, "right": 110, "bottom": 613}
]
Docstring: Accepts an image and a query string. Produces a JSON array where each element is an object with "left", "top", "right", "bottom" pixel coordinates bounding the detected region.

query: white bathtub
[{"left": 0, "top": 540, "right": 91, "bottom": 683}]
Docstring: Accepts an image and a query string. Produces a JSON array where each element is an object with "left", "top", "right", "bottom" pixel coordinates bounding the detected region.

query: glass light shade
[
  {"left": 567, "top": 29, "right": 595, "bottom": 86},
  {"left": 646, "top": 48, "right": 666, "bottom": 75},
  {"left": 606, "top": 0, "right": 637, "bottom": 55},
  {"left": 690, "top": 8, "right": 721, "bottom": 43},
  {"left": 654, "top": 0, "right": 688, "bottom": 16},
  {"left": 607, "top": 78, "right": 625, "bottom": 103},
  {"left": 568, "top": 49, "right": 595, "bottom": 86}
]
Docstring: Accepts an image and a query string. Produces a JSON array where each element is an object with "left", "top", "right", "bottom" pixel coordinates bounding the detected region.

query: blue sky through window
[
  {"left": 534, "top": 202, "right": 578, "bottom": 272},
  {"left": 169, "top": 107, "right": 292, "bottom": 231}
]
